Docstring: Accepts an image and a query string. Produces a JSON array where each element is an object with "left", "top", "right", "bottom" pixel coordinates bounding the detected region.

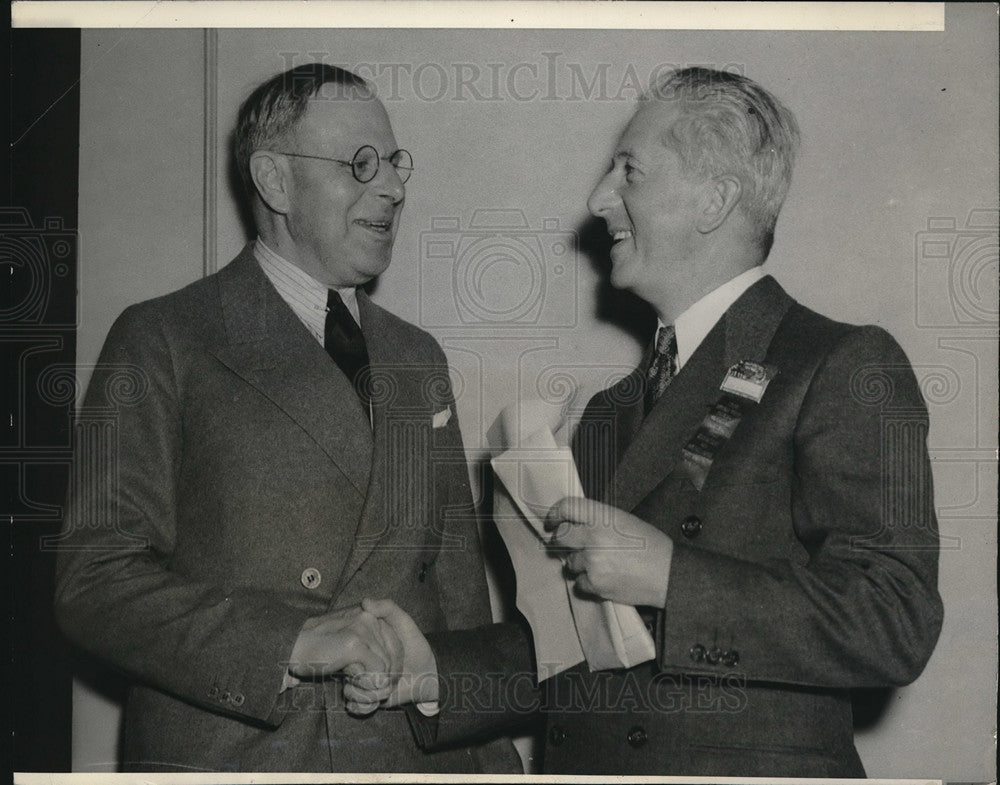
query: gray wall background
[{"left": 73, "top": 8, "right": 997, "bottom": 779}]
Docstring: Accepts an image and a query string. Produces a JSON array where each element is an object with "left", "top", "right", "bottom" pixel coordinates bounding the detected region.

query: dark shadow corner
[
  {"left": 851, "top": 686, "right": 894, "bottom": 731},
  {"left": 70, "top": 645, "right": 130, "bottom": 706},
  {"left": 575, "top": 214, "right": 655, "bottom": 348}
]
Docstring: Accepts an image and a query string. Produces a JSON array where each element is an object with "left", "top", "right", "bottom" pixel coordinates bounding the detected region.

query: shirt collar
[
  {"left": 253, "top": 237, "right": 360, "bottom": 327},
  {"left": 660, "top": 266, "right": 767, "bottom": 371}
]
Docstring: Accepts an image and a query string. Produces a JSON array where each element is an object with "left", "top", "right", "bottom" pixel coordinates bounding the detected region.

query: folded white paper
[
  {"left": 490, "top": 404, "right": 655, "bottom": 680},
  {"left": 491, "top": 482, "right": 585, "bottom": 681}
]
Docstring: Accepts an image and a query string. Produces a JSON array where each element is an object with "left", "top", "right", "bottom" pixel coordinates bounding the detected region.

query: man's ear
[
  {"left": 696, "top": 175, "right": 742, "bottom": 234},
  {"left": 249, "top": 151, "right": 291, "bottom": 215}
]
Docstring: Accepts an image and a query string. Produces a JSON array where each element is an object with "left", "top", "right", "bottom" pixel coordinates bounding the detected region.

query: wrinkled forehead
[{"left": 293, "top": 94, "right": 398, "bottom": 154}]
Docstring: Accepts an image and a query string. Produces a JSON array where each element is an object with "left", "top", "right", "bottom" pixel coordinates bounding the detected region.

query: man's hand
[
  {"left": 545, "top": 497, "right": 674, "bottom": 608},
  {"left": 287, "top": 603, "right": 404, "bottom": 710},
  {"left": 343, "top": 598, "right": 438, "bottom": 713}
]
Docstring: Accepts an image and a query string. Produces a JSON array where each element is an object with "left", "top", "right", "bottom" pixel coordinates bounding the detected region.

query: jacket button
[
  {"left": 689, "top": 644, "right": 706, "bottom": 663},
  {"left": 418, "top": 562, "right": 428, "bottom": 583},
  {"left": 722, "top": 649, "right": 740, "bottom": 667},
  {"left": 208, "top": 685, "right": 219, "bottom": 698},
  {"left": 680, "top": 515, "right": 702, "bottom": 538},
  {"left": 300, "top": 568, "right": 322, "bottom": 589},
  {"left": 232, "top": 692, "right": 245, "bottom": 706},
  {"left": 626, "top": 726, "right": 648, "bottom": 748},
  {"left": 706, "top": 646, "right": 723, "bottom": 665},
  {"left": 548, "top": 724, "right": 567, "bottom": 746}
]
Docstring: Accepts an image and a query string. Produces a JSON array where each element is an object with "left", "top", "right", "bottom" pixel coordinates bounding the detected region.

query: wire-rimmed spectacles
[{"left": 275, "top": 145, "right": 413, "bottom": 184}]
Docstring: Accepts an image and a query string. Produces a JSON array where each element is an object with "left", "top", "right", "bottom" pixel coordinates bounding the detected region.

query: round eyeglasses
[{"left": 276, "top": 145, "right": 413, "bottom": 184}]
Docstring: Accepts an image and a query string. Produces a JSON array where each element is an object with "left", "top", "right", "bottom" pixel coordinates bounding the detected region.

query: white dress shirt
[
  {"left": 659, "top": 265, "right": 767, "bottom": 371},
  {"left": 254, "top": 237, "right": 361, "bottom": 338}
]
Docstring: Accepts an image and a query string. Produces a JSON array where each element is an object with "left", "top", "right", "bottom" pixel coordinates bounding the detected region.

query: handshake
[
  {"left": 283, "top": 497, "right": 669, "bottom": 714},
  {"left": 285, "top": 598, "right": 438, "bottom": 715}
]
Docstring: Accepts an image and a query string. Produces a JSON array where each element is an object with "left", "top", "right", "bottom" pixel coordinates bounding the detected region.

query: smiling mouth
[
  {"left": 610, "top": 229, "right": 634, "bottom": 244},
  {"left": 355, "top": 219, "right": 393, "bottom": 234}
]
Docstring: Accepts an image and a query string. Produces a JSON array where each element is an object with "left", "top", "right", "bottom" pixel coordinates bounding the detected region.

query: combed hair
[
  {"left": 234, "top": 63, "right": 372, "bottom": 192},
  {"left": 648, "top": 67, "right": 800, "bottom": 255}
]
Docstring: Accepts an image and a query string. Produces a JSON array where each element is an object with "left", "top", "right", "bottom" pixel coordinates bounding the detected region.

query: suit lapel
[
  {"left": 609, "top": 368, "right": 645, "bottom": 489},
  {"left": 333, "top": 292, "right": 408, "bottom": 588},
  {"left": 721, "top": 275, "right": 794, "bottom": 372},
  {"left": 609, "top": 324, "right": 725, "bottom": 511},
  {"left": 211, "top": 248, "right": 373, "bottom": 497},
  {"left": 608, "top": 275, "right": 794, "bottom": 512}
]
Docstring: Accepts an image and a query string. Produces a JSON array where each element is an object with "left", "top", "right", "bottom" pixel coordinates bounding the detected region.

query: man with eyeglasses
[{"left": 54, "top": 63, "right": 520, "bottom": 774}]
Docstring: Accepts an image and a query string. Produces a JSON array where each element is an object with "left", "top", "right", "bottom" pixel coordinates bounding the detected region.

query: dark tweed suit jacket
[
  {"left": 543, "top": 275, "right": 943, "bottom": 775},
  {"left": 54, "top": 247, "right": 520, "bottom": 773},
  {"left": 421, "top": 274, "right": 943, "bottom": 776}
]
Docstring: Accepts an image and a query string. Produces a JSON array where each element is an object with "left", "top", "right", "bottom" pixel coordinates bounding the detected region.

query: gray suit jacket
[
  {"left": 541, "top": 275, "right": 943, "bottom": 775},
  {"left": 54, "top": 247, "right": 520, "bottom": 773},
  {"left": 419, "top": 275, "right": 943, "bottom": 776}
]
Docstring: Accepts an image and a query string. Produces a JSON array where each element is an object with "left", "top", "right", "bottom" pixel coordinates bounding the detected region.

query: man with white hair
[
  {"left": 540, "top": 66, "right": 944, "bottom": 775},
  {"left": 372, "top": 67, "right": 944, "bottom": 777}
]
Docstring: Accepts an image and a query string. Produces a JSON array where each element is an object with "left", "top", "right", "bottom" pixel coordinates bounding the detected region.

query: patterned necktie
[
  {"left": 644, "top": 324, "right": 677, "bottom": 415},
  {"left": 324, "top": 290, "right": 371, "bottom": 411}
]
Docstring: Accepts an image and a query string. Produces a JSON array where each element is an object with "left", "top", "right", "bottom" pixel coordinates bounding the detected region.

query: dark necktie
[
  {"left": 325, "top": 290, "right": 371, "bottom": 412},
  {"left": 644, "top": 324, "right": 677, "bottom": 415}
]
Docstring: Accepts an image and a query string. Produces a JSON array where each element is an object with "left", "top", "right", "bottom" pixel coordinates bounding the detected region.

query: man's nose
[
  {"left": 373, "top": 160, "right": 405, "bottom": 203},
  {"left": 587, "top": 171, "right": 619, "bottom": 217}
]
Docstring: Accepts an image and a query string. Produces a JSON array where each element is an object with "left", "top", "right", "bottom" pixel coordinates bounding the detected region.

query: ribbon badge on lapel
[{"left": 681, "top": 361, "right": 778, "bottom": 491}]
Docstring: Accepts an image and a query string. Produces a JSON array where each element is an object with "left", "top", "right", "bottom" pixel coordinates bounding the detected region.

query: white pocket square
[{"left": 432, "top": 407, "right": 452, "bottom": 429}]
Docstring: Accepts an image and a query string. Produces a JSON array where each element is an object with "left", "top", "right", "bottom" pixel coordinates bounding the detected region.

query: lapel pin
[{"left": 720, "top": 361, "right": 777, "bottom": 403}]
